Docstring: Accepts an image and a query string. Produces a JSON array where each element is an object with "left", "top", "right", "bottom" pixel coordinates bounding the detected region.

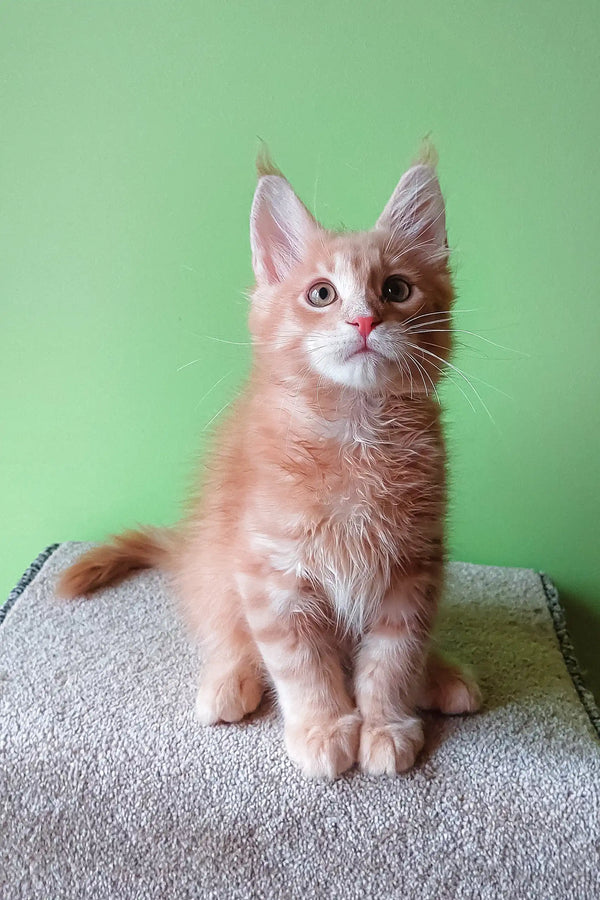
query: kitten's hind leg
[
  {"left": 417, "top": 649, "right": 482, "bottom": 715},
  {"left": 195, "top": 624, "right": 265, "bottom": 725},
  {"left": 176, "top": 561, "right": 265, "bottom": 725}
]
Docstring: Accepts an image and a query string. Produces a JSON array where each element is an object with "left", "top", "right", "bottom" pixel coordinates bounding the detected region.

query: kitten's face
[{"left": 249, "top": 162, "right": 453, "bottom": 396}]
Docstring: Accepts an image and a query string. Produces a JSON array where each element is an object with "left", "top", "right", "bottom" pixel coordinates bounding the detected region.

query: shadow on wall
[{"left": 559, "top": 589, "right": 600, "bottom": 704}]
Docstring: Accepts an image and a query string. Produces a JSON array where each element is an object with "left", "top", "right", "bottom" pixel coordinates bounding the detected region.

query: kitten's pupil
[{"left": 318, "top": 287, "right": 328, "bottom": 300}]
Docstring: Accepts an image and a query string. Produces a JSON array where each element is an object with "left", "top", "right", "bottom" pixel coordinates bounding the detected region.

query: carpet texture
[{"left": 1, "top": 541, "right": 599, "bottom": 900}]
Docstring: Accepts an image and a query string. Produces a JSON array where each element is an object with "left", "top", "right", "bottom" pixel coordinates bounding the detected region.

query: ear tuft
[
  {"left": 255, "top": 141, "right": 284, "bottom": 178},
  {"left": 415, "top": 135, "right": 439, "bottom": 169}
]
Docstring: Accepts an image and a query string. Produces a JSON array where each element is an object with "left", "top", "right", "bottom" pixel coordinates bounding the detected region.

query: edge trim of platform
[
  {"left": 540, "top": 571, "right": 600, "bottom": 741},
  {"left": 1, "top": 544, "right": 61, "bottom": 626}
]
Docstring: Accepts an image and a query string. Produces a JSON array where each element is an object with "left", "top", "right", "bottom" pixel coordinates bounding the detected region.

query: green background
[{"left": 2, "top": 2, "right": 599, "bottom": 692}]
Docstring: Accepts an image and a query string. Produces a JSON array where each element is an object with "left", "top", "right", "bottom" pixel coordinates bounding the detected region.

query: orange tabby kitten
[{"left": 59, "top": 149, "right": 481, "bottom": 778}]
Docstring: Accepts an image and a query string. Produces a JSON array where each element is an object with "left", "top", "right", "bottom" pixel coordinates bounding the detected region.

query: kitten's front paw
[
  {"left": 285, "top": 712, "right": 361, "bottom": 779},
  {"left": 195, "top": 670, "right": 264, "bottom": 725},
  {"left": 359, "top": 717, "right": 424, "bottom": 775}
]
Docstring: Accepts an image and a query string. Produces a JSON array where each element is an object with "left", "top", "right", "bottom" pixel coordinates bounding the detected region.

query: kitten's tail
[{"left": 57, "top": 526, "right": 176, "bottom": 599}]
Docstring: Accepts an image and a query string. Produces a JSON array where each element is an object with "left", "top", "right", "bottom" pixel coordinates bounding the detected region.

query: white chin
[{"left": 310, "top": 352, "right": 382, "bottom": 390}]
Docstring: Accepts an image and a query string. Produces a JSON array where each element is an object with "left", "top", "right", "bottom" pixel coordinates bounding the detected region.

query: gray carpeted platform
[{"left": 1, "top": 542, "right": 599, "bottom": 900}]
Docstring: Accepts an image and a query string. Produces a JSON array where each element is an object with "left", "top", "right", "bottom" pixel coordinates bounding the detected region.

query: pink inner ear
[
  {"left": 250, "top": 175, "right": 317, "bottom": 285},
  {"left": 251, "top": 205, "right": 287, "bottom": 284},
  {"left": 377, "top": 165, "right": 447, "bottom": 254}
]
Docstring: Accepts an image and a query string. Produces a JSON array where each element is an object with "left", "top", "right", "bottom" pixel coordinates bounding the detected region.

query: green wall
[{"left": 2, "top": 3, "right": 599, "bottom": 690}]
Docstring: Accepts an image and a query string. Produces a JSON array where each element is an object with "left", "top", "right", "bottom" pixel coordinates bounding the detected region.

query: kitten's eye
[
  {"left": 307, "top": 281, "right": 337, "bottom": 307},
  {"left": 382, "top": 276, "right": 412, "bottom": 303}
]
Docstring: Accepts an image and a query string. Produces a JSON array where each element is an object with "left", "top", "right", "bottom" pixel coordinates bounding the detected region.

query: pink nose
[{"left": 348, "top": 316, "right": 379, "bottom": 340}]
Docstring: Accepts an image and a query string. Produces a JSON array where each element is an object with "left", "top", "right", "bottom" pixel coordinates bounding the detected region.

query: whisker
[
  {"left": 177, "top": 357, "right": 202, "bottom": 372},
  {"left": 391, "top": 345, "right": 447, "bottom": 407},
  {"left": 194, "top": 371, "right": 234, "bottom": 412},
  {"left": 402, "top": 307, "right": 479, "bottom": 328},
  {"left": 419, "top": 352, "right": 478, "bottom": 414},
  {"left": 202, "top": 398, "right": 234, "bottom": 432},
  {"left": 402, "top": 310, "right": 451, "bottom": 329},
  {"left": 408, "top": 352, "right": 441, "bottom": 404},
  {"left": 408, "top": 327, "right": 528, "bottom": 357},
  {"left": 418, "top": 337, "right": 499, "bottom": 362},
  {"left": 405, "top": 316, "right": 451, "bottom": 330},
  {"left": 204, "top": 336, "right": 255, "bottom": 347},
  {"left": 182, "top": 332, "right": 303, "bottom": 355},
  {"left": 408, "top": 340, "right": 513, "bottom": 399},
  {"left": 406, "top": 342, "right": 496, "bottom": 424}
]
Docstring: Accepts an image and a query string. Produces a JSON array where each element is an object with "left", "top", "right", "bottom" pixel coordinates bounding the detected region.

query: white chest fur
[{"left": 250, "top": 490, "right": 397, "bottom": 633}]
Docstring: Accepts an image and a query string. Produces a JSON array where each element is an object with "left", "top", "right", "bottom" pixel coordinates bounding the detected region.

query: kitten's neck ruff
[{"left": 251, "top": 365, "right": 440, "bottom": 450}]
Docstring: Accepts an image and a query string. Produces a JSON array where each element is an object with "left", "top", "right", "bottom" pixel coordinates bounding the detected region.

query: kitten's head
[{"left": 248, "top": 151, "right": 453, "bottom": 396}]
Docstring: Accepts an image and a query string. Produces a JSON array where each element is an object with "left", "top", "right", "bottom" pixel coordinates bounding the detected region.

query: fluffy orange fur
[{"left": 58, "top": 150, "right": 481, "bottom": 778}]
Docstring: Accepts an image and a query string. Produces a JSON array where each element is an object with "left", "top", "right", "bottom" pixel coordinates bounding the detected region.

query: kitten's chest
[
  {"left": 308, "top": 442, "right": 420, "bottom": 533},
  {"left": 252, "top": 404, "right": 444, "bottom": 627},
  {"left": 309, "top": 430, "right": 433, "bottom": 522},
  {"left": 296, "top": 440, "right": 440, "bottom": 625}
]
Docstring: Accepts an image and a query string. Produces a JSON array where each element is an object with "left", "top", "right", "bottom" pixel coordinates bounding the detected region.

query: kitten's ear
[
  {"left": 250, "top": 175, "right": 318, "bottom": 285},
  {"left": 376, "top": 164, "right": 447, "bottom": 257}
]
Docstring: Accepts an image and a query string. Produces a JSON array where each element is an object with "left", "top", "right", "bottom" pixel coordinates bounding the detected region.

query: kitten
[{"left": 58, "top": 148, "right": 481, "bottom": 778}]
